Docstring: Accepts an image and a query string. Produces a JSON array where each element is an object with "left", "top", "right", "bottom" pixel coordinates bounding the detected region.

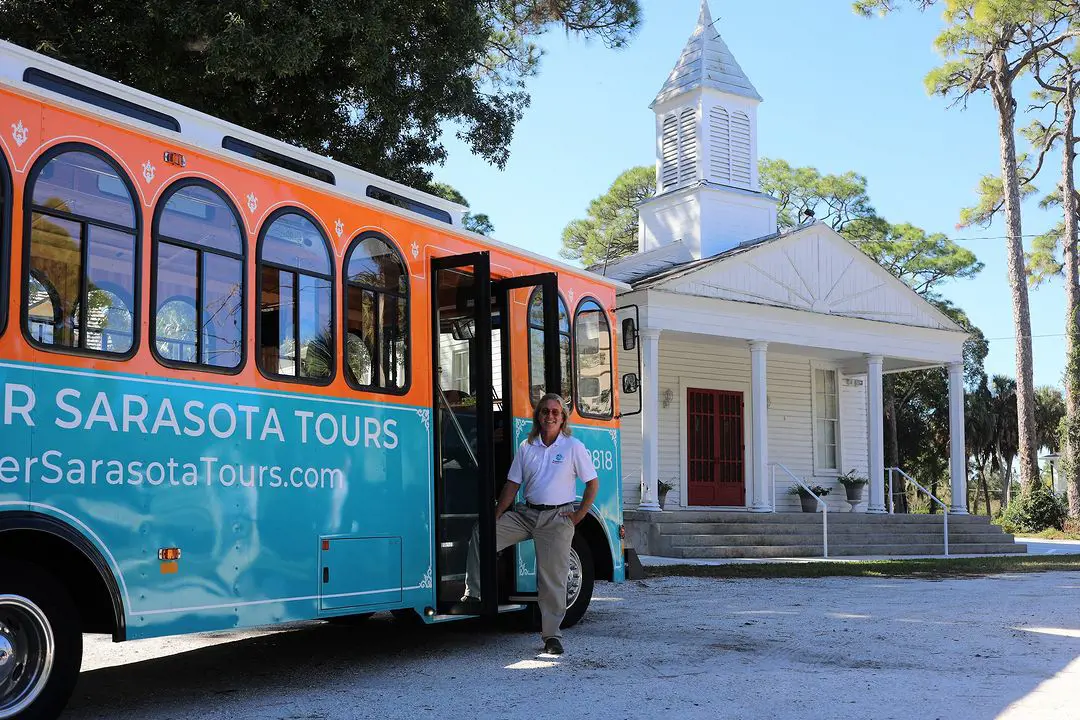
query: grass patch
[
  {"left": 1016, "top": 529, "right": 1080, "bottom": 541},
  {"left": 644, "top": 554, "right": 1080, "bottom": 580}
]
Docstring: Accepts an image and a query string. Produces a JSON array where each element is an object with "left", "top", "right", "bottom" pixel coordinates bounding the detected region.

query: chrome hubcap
[
  {"left": 565, "top": 547, "right": 582, "bottom": 608},
  {"left": 0, "top": 595, "right": 54, "bottom": 719}
]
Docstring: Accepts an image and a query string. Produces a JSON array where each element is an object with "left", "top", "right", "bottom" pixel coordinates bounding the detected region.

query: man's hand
[{"left": 561, "top": 508, "right": 589, "bottom": 525}]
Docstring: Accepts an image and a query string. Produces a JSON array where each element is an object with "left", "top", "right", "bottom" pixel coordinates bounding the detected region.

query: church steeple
[
  {"left": 637, "top": 1, "right": 777, "bottom": 260},
  {"left": 651, "top": 0, "right": 762, "bottom": 108}
]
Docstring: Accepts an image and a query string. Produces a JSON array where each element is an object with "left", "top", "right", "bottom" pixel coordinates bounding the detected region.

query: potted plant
[
  {"left": 787, "top": 484, "right": 831, "bottom": 512},
  {"left": 657, "top": 479, "right": 676, "bottom": 510},
  {"left": 837, "top": 469, "right": 869, "bottom": 509}
]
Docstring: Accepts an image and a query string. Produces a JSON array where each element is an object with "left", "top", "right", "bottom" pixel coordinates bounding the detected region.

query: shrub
[{"left": 1000, "top": 486, "right": 1068, "bottom": 534}]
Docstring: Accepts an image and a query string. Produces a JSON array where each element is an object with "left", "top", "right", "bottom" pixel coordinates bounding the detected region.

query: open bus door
[{"left": 430, "top": 255, "right": 561, "bottom": 617}]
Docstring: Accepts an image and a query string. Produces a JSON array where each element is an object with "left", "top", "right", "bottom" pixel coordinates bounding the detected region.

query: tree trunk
[
  {"left": 980, "top": 455, "right": 992, "bottom": 516},
  {"left": 993, "top": 68, "right": 1040, "bottom": 492},
  {"left": 1060, "top": 73, "right": 1080, "bottom": 518},
  {"left": 884, "top": 387, "right": 907, "bottom": 513}
]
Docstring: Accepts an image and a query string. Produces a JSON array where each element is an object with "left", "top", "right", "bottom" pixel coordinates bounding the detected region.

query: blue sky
[{"left": 429, "top": 0, "right": 1069, "bottom": 389}]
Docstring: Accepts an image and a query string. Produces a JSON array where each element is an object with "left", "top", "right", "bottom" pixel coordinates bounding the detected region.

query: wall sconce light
[{"left": 661, "top": 388, "right": 674, "bottom": 408}]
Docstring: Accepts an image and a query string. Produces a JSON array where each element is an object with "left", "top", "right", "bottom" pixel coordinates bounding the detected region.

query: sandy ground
[{"left": 66, "top": 572, "right": 1080, "bottom": 720}]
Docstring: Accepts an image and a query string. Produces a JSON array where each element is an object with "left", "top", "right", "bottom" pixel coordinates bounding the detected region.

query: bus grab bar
[{"left": 436, "top": 380, "right": 479, "bottom": 469}]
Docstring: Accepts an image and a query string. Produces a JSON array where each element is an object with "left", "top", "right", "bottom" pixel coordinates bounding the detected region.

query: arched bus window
[
  {"left": 256, "top": 210, "right": 333, "bottom": 383},
  {"left": 527, "top": 288, "right": 572, "bottom": 408},
  {"left": 0, "top": 149, "right": 10, "bottom": 336},
  {"left": 573, "top": 297, "right": 613, "bottom": 419},
  {"left": 343, "top": 232, "right": 409, "bottom": 392},
  {"left": 152, "top": 181, "right": 245, "bottom": 371},
  {"left": 23, "top": 147, "right": 138, "bottom": 357}
]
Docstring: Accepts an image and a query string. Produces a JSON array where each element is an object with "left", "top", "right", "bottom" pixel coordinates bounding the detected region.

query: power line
[{"left": 983, "top": 333, "right": 1067, "bottom": 341}]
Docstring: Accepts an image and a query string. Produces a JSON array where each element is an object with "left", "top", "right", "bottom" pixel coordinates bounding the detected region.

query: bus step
[{"left": 440, "top": 572, "right": 466, "bottom": 582}]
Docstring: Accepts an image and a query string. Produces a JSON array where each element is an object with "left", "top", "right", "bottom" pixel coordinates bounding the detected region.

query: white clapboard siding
[{"left": 618, "top": 336, "right": 870, "bottom": 512}]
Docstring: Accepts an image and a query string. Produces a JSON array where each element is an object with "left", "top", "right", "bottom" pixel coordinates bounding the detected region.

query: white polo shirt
[{"left": 508, "top": 433, "right": 598, "bottom": 505}]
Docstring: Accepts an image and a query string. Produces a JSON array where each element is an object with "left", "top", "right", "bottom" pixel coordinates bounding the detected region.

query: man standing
[{"left": 463, "top": 393, "right": 598, "bottom": 655}]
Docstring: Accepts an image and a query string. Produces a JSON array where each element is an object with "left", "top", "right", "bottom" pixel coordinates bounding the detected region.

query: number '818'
[{"left": 591, "top": 450, "right": 613, "bottom": 471}]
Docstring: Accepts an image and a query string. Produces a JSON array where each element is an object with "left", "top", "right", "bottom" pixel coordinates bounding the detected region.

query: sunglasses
[{"left": 538, "top": 407, "right": 563, "bottom": 416}]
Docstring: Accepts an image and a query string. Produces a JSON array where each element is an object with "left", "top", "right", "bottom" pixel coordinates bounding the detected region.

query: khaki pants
[{"left": 464, "top": 503, "right": 576, "bottom": 639}]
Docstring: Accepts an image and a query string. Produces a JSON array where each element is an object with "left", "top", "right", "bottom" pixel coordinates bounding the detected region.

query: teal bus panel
[{"left": 0, "top": 360, "right": 435, "bottom": 639}]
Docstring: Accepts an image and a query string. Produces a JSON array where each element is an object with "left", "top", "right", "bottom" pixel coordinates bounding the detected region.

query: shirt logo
[{"left": 552, "top": 453, "right": 565, "bottom": 464}]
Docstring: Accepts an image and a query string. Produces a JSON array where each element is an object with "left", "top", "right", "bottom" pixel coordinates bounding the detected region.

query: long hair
[{"left": 527, "top": 393, "right": 573, "bottom": 443}]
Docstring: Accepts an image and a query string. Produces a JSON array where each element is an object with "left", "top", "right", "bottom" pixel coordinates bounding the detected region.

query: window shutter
[
  {"left": 709, "top": 107, "right": 731, "bottom": 183},
  {"left": 731, "top": 111, "right": 752, "bottom": 188},
  {"left": 660, "top": 114, "right": 679, "bottom": 189},
  {"left": 678, "top": 108, "right": 697, "bottom": 184}
]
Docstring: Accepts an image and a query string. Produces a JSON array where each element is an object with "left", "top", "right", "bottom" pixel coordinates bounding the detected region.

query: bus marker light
[
  {"left": 322, "top": 540, "right": 330, "bottom": 551},
  {"left": 157, "top": 547, "right": 182, "bottom": 561},
  {"left": 163, "top": 151, "right": 186, "bottom": 167},
  {"left": 424, "top": 607, "right": 435, "bottom": 617}
]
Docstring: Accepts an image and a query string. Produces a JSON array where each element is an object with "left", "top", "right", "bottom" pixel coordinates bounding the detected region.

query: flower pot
[
  {"left": 799, "top": 494, "right": 819, "bottom": 512},
  {"left": 658, "top": 490, "right": 669, "bottom": 510},
  {"left": 844, "top": 483, "right": 865, "bottom": 509}
]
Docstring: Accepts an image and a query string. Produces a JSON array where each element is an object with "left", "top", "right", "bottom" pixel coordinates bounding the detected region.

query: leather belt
[{"left": 525, "top": 501, "right": 570, "bottom": 511}]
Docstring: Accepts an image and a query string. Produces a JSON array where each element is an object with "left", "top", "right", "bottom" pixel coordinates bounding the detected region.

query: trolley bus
[{"left": 0, "top": 40, "right": 636, "bottom": 719}]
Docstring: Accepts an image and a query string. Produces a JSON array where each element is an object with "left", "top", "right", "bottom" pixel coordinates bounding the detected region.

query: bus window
[
  {"left": 25, "top": 148, "right": 137, "bottom": 356},
  {"left": 343, "top": 232, "right": 408, "bottom": 392},
  {"left": 257, "top": 210, "right": 333, "bottom": 382},
  {"left": 152, "top": 181, "right": 244, "bottom": 370},
  {"left": 0, "top": 150, "right": 9, "bottom": 336},
  {"left": 527, "top": 287, "right": 572, "bottom": 407},
  {"left": 573, "top": 297, "right": 613, "bottom": 419}
]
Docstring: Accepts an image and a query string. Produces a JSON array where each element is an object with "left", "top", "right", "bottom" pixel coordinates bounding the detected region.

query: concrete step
[
  {"left": 664, "top": 542, "right": 1027, "bottom": 559},
  {"left": 650, "top": 521, "right": 1003, "bottom": 536},
  {"left": 630, "top": 510, "right": 996, "bottom": 525},
  {"left": 665, "top": 531, "right": 1021, "bottom": 548}
]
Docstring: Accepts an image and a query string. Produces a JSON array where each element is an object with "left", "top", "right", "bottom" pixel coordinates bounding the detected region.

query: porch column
[
  {"left": 866, "top": 354, "right": 886, "bottom": 513},
  {"left": 749, "top": 341, "right": 771, "bottom": 512},
  {"left": 638, "top": 328, "right": 662, "bottom": 511},
  {"left": 949, "top": 361, "right": 968, "bottom": 514}
]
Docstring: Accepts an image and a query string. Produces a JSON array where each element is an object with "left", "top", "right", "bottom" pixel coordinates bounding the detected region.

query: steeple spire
[{"left": 651, "top": 0, "right": 761, "bottom": 108}]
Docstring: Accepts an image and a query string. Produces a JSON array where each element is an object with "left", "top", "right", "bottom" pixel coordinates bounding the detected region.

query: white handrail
[
  {"left": 887, "top": 467, "right": 949, "bottom": 556},
  {"left": 770, "top": 463, "right": 828, "bottom": 558}
]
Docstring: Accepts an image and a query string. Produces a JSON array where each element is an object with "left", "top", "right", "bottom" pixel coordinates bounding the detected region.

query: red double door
[{"left": 686, "top": 388, "right": 746, "bottom": 506}]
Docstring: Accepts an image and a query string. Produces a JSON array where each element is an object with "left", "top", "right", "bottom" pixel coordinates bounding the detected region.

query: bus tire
[
  {"left": 0, "top": 561, "right": 82, "bottom": 720},
  {"left": 560, "top": 532, "right": 594, "bottom": 629}
]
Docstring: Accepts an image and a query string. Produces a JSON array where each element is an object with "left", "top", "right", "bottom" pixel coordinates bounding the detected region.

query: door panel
[
  {"left": 431, "top": 254, "right": 495, "bottom": 613},
  {"left": 687, "top": 388, "right": 745, "bottom": 506}
]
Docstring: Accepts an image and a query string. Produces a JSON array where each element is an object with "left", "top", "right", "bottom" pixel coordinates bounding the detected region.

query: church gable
[{"left": 651, "top": 225, "right": 961, "bottom": 331}]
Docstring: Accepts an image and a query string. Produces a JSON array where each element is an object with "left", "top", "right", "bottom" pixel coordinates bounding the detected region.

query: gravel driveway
[{"left": 66, "top": 572, "right": 1080, "bottom": 719}]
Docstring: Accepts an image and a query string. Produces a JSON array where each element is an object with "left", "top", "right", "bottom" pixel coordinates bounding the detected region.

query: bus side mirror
[
  {"left": 622, "top": 373, "right": 639, "bottom": 394},
  {"left": 622, "top": 318, "right": 637, "bottom": 351}
]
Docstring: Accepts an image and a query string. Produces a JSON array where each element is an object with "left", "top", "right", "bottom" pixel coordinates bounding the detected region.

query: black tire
[
  {"left": 0, "top": 561, "right": 82, "bottom": 720},
  {"left": 560, "top": 532, "right": 594, "bottom": 629}
]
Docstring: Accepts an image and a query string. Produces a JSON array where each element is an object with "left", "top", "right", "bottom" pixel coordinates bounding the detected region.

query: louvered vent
[
  {"left": 661, "top": 114, "right": 680, "bottom": 189},
  {"left": 709, "top": 107, "right": 731, "bottom": 183},
  {"left": 731, "top": 111, "right": 752, "bottom": 188},
  {"left": 678, "top": 108, "right": 697, "bottom": 184}
]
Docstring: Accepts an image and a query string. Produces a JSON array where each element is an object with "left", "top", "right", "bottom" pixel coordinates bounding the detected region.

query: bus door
[{"left": 431, "top": 253, "right": 496, "bottom": 615}]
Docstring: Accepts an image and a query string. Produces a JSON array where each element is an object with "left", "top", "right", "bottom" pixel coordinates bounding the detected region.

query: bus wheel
[
  {"left": 560, "top": 533, "right": 594, "bottom": 629},
  {"left": 0, "top": 562, "right": 82, "bottom": 720}
]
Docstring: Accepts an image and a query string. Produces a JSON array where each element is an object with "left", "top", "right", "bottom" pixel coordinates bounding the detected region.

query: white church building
[{"left": 608, "top": 1, "right": 973, "bottom": 522}]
